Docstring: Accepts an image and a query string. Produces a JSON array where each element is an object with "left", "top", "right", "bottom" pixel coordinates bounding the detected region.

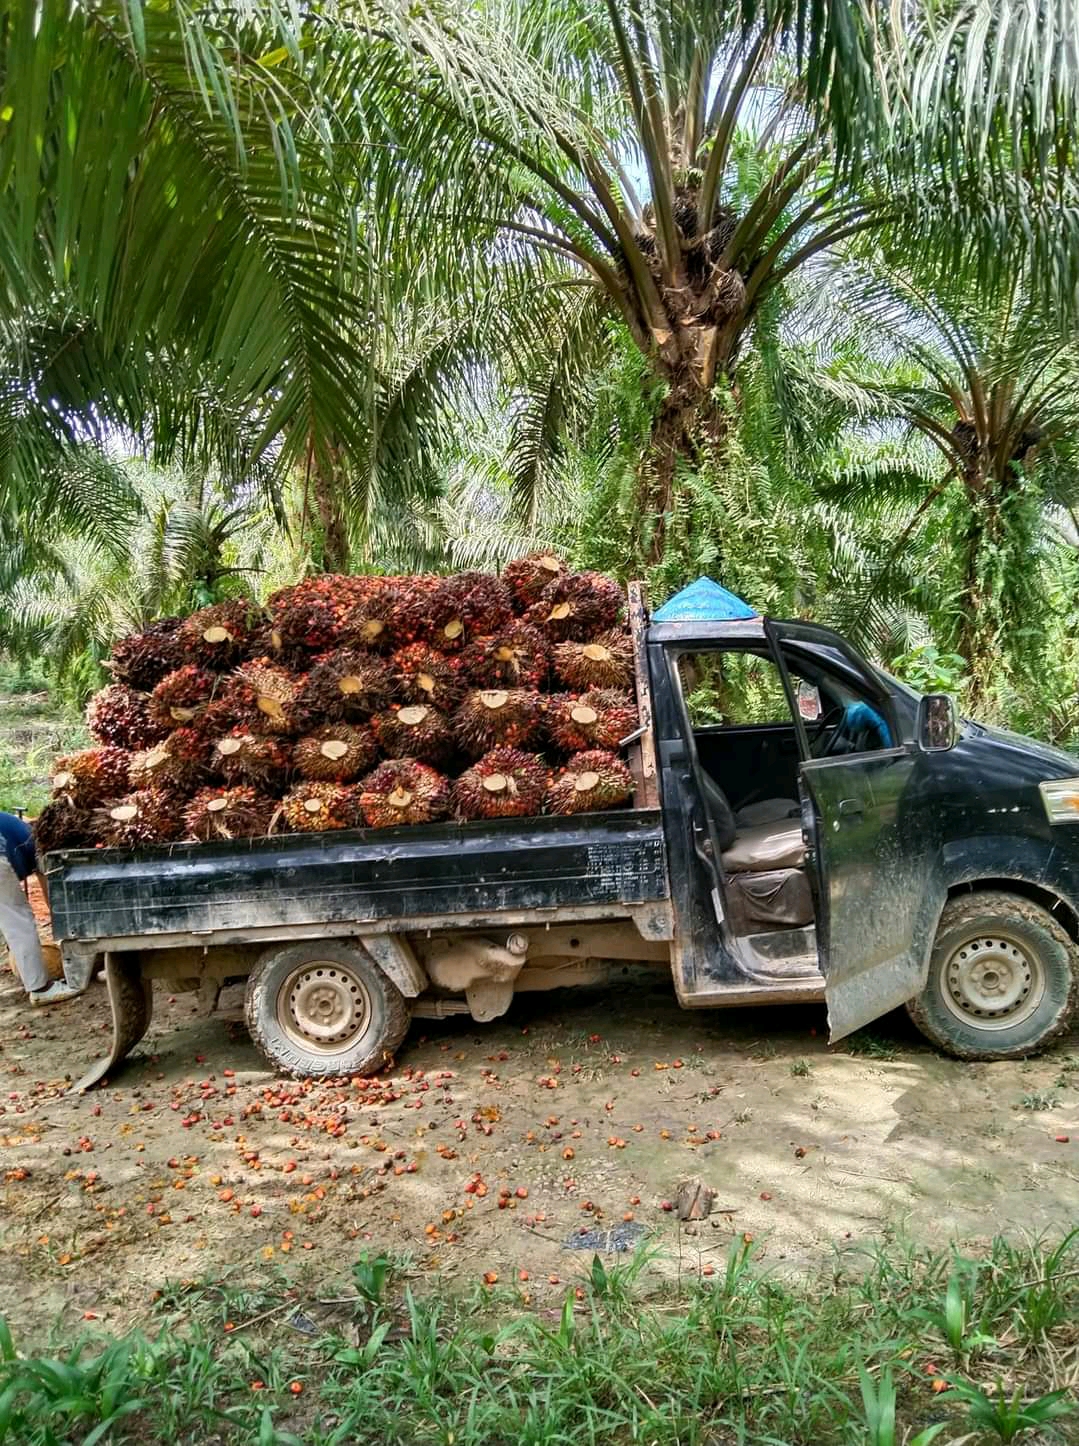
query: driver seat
[{"left": 699, "top": 773, "right": 805, "bottom": 873}]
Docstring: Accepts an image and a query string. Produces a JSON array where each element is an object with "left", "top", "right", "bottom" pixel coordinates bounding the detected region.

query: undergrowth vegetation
[{"left": 2, "top": 1234, "right": 1076, "bottom": 1445}]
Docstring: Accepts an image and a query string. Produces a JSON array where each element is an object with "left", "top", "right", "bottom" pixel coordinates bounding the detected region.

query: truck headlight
[{"left": 1039, "top": 778, "right": 1079, "bottom": 823}]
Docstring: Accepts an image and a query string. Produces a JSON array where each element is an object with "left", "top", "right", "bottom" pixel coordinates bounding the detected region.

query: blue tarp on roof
[{"left": 652, "top": 577, "right": 757, "bottom": 623}]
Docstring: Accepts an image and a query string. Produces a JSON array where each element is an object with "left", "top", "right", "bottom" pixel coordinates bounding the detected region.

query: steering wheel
[{"left": 810, "top": 704, "right": 848, "bottom": 758}]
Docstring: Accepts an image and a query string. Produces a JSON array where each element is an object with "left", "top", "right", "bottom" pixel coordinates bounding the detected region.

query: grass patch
[
  {"left": 2, "top": 1233, "right": 1078, "bottom": 1444},
  {"left": 0, "top": 676, "right": 87, "bottom": 815}
]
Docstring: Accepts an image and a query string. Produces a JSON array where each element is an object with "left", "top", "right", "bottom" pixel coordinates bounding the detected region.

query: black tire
[
  {"left": 906, "top": 891, "right": 1079, "bottom": 1060},
  {"left": 245, "top": 941, "right": 410, "bottom": 1078}
]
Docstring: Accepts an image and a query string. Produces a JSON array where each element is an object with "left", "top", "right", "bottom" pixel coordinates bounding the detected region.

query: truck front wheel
[
  {"left": 245, "top": 942, "right": 411, "bottom": 1078},
  {"left": 906, "top": 891, "right": 1078, "bottom": 1060}
]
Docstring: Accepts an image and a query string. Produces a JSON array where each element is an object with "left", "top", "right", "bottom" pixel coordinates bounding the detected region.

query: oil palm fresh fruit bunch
[
  {"left": 525, "top": 571, "right": 623, "bottom": 641},
  {"left": 129, "top": 727, "right": 210, "bottom": 793},
  {"left": 453, "top": 748, "right": 547, "bottom": 821},
  {"left": 372, "top": 702, "right": 454, "bottom": 763},
  {"left": 280, "top": 781, "right": 362, "bottom": 832},
  {"left": 33, "top": 800, "right": 95, "bottom": 854},
  {"left": 291, "top": 649, "right": 395, "bottom": 730},
  {"left": 341, "top": 577, "right": 407, "bottom": 652},
  {"left": 546, "top": 689, "right": 639, "bottom": 753},
  {"left": 546, "top": 750, "right": 633, "bottom": 815},
  {"left": 265, "top": 575, "right": 367, "bottom": 665},
  {"left": 293, "top": 723, "right": 379, "bottom": 782},
  {"left": 106, "top": 616, "right": 185, "bottom": 690},
  {"left": 148, "top": 665, "right": 215, "bottom": 728},
  {"left": 179, "top": 600, "right": 260, "bottom": 671},
  {"left": 194, "top": 673, "right": 260, "bottom": 738},
  {"left": 503, "top": 551, "right": 567, "bottom": 611},
  {"left": 459, "top": 623, "right": 549, "bottom": 690},
  {"left": 454, "top": 688, "right": 545, "bottom": 756},
  {"left": 51, "top": 748, "right": 130, "bottom": 806},
  {"left": 86, "top": 683, "right": 168, "bottom": 751},
  {"left": 184, "top": 785, "right": 274, "bottom": 842},
  {"left": 358, "top": 759, "right": 451, "bottom": 828},
  {"left": 391, "top": 642, "right": 465, "bottom": 712},
  {"left": 421, "top": 571, "right": 513, "bottom": 651},
  {"left": 551, "top": 629, "right": 635, "bottom": 691},
  {"left": 233, "top": 661, "right": 300, "bottom": 735},
  {"left": 212, "top": 729, "right": 292, "bottom": 790},
  {"left": 94, "top": 788, "right": 183, "bottom": 847}
]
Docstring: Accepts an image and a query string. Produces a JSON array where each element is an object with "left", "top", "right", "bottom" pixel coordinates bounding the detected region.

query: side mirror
[{"left": 916, "top": 693, "right": 958, "bottom": 753}]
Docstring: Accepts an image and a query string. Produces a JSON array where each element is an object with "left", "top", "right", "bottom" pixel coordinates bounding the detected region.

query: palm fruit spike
[
  {"left": 502, "top": 550, "right": 568, "bottom": 610},
  {"left": 148, "top": 665, "right": 215, "bottom": 728},
  {"left": 525, "top": 570, "right": 624, "bottom": 641},
  {"left": 33, "top": 800, "right": 95, "bottom": 855},
  {"left": 265, "top": 575, "right": 367, "bottom": 665},
  {"left": 546, "top": 750, "right": 634, "bottom": 815},
  {"left": 358, "top": 760, "right": 451, "bottom": 828},
  {"left": 93, "top": 788, "right": 183, "bottom": 848},
  {"left": 293, "top": 724, "right": 379, "bottom": 783},
  {"left": 234, "top": 661, "right": 299, "bottom": 735},
  {"left": 184, "top": 786, "right": 274, "bottom": 842},
  {"left": 212, "top": 730, "right": 292, "bottom": 790},
  {"left": 459, "top": 622, "right": 549, "bottom": 690},
  {"left": 546, "top": 689, "right": 639, "bottom": 753},
  {"left": 391, "top": 642, "right": 464, "bottom": 712},
  {"left": 371, "top": 702, "right": 454, "bottom": 763},
  {"left": 85, "top": 683, "right": 168, "bottom": 751},
  {"left": 179, "top": 600, "right": 259, "bottom": 671},
  {"left": 453, "top": 748, "right": 547, "bottom": 821},
  {"left": 454, "top": 688, "right": 545, "bottom": 757},
  {"left": 129, "top": 727, "right": 210, "bottom": 793},
  {"left": 51, "top": 748, "right": 130, "bottom": 807},
  {"left": 291, "top": 650, "right": 395, "bottom": 730},
  {"left": 342, "top": 578, "right": 403, "bottom": 652},
  {"left": 423, "top": 571, "right": 513, "bottom": 651},
  {"left": 279, "top": 781, "right": 362, "bottom": 833},
  {"left": 106, "top": 616, "right": 185, "bottom": 691},
  {"left": 551, "top": 628, "right": 635, "bottom": 691}
]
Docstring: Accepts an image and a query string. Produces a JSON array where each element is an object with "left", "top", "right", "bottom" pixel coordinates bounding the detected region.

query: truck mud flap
[{"left": 70, "top": 954, "right": 153, "bottom": 1093}]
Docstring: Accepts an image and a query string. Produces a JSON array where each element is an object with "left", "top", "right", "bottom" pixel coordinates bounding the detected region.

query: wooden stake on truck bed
[{"left": 626, "top": 581, "right": 659, "bottom": 809}]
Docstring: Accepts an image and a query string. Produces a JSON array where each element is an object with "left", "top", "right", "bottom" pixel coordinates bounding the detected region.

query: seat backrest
[{"left": 698, "top": 771, "right": 737, "bottom": 852}]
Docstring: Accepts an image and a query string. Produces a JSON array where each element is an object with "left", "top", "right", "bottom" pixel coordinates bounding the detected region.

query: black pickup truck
[{"left": 44, "top": 580, "right": 1079, "bottom": 1090}]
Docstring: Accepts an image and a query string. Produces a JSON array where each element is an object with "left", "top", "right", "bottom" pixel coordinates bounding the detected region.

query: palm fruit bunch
[
  {"left": 547, "top": 689, "right": 639, "bottom": 753},
  {"left": 184, "top": 785, "right": 274, "bottom": 842},
  {"left": 460, "top": 622, "right": 549, "bottom": 690},
  {"left": 106, "top": 616, "right": 185, "bottom": 690},
  {"left": 51, "top": 748, "right": 131, "bottom": 807},
  {"left": 195, "top": 673, "right": 260, "bottom": 738},
  {"left": 358, "top": 760, "right": 450, "bottom": 828},
  {"left": 179, "top": 600, "right": 259, "bottom": 671},
  {"left": 93, "top": 788, "right": 183, "bottom": 848},
  {"left": 453, "top": 748, "right": 547, "bottom": 821},
  {"left": 148, "top": 665, "right": 215, "bottom": 728},
  {"left": 33, "top": 800, "right": 95, "bottom": 855},
  {"left": 129, "top": 727, "right": 210, "bottom": 793},
  {"left": 391, "top": 642, "right": 464, "bottom": 712},
  {"left": 212, "top": 729, "right": 292, "bottom": 791},
  {"left": 454, "top": 688, "right": 545, "bottom": 756},
  {"left": 502, "top": 551, "right": 567, "bottom": 610},
  {"left": 264, "top": 575, "right": 367, "bottom": 665},
  {"left": 372, "top": 703, "right": 455, "bottom": 763},
  {"left": 342, "top": 577, "right": 407, "bottom": 652},
  {"left": 421, "top": 571, "right": 513, "bottom": 652},
  {"left": 551, "top": 628, "right": 634, "bottom": 691},
  {"left": 233, "top": 661, "right": 300, "bottom": 735},
  {"left": 86, "top": 683, "right": 168, "bottom": 751},
  {"left": 526, "top": 570, "right": 623, "bottom": 641},
  {"left": 294, "top": 724, "right": 378, "bottom": 782},
  {"left": 291, "top": 649, "right": 393, "bottom": 730},
  {"left": 546, "top": 750, "right": 634, "bottom": 815},
  {"left": 280, "top": 781, "right": 362, "bottom": 833}
]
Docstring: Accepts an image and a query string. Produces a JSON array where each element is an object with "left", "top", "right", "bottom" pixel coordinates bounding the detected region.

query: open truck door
[{"left": 765, "top": 620, "right": 939, "bottom": 1040}]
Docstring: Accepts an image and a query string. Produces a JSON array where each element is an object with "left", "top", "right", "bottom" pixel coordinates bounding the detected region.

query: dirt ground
[{"left": 2, "top": 930, "right": 1079, "bottom": 1347}]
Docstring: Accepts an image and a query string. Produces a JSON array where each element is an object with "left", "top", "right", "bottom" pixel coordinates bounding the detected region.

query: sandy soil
[{"left": 2, "top": 941, "right": 1078, "bottom": 1346}]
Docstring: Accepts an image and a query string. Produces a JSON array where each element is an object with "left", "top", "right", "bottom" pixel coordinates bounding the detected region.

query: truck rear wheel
[
  {"left": 245, "top": 942, "right": 410, "bottom": 1078},
  {"left": 906, "top": 891, "right": 1078, "bottom": 1060}
]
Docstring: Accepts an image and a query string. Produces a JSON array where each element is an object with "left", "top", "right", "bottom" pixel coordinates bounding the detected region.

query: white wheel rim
[
  {"left": 939, "top": 932, "right": 1045, "bottom": 1031},
  {"left": 278, "top": 962, "right": 372, "bottom": 1053}
]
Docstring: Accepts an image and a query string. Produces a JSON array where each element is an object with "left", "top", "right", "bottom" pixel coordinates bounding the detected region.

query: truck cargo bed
[{"left": 45, "top": 808, "right": 669, "bottom": 948}]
